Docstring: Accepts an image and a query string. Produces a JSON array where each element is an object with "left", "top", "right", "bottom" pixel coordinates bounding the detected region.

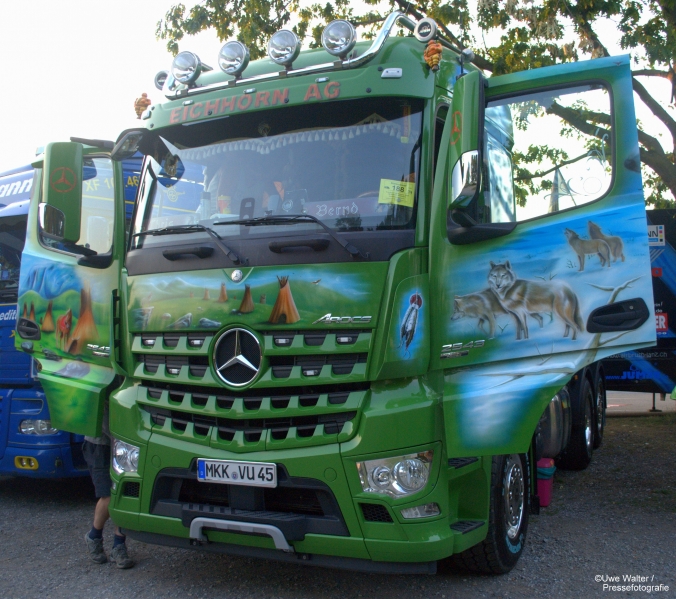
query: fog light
[
  {"left": 112, "top": 439, "right": 140, "bottom": 474},
  {"left": 401, "top": 502, "right": 440, "bottom": 519},
  {"left": 321, "top": 20, "right": 357, "bottom": 58},
  {"left": 302, "top": 368, "right": 321, "bottom": 377},
  {"left": 218, "top": 41, "right": 250, "bottom": 77},
  {"left": 268, "top": 30, "right": 301, "bottom": 67},
  {"left": 14, "top": 456, "right": 39, "bottom": 470},
  {"left": 19, "top": 419, "right": 58, "bottom": 435}
]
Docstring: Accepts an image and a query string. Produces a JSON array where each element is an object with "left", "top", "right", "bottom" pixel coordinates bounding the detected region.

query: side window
[
  {"left": 40, "top": 156, "right": 115, "bottom": 255},
  {"left": 484, "top": 84, "right": 612, "bottom": 223}
]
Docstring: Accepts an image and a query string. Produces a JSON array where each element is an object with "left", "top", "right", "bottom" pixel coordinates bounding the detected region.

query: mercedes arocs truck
[{"left": 16, "top": 12, "right": 655, "bottom": 573}]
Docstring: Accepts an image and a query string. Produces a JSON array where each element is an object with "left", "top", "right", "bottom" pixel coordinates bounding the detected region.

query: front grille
[
  {"left": 269, "top": 353, "right": 367, "bottom": 378},
  {"left": 265, "top": 330, "right": 367, "bottom": 348},
  {"left": 139, "top": 354, "right": 209, "bottom": 377},
  {"left": 150, "top": 465, "right": 348, "bottom": 540},
  {"left": 131, "top": 329, "right": 372, "bottom": 387},
  {"left": 143, "top": 404, "right": 357, "bottom": 442},
  {"left": 360, "top": 503, "right": 393, "bottom": 523},
  {"left": 138, "top": 382, "right": 367, "bottom": 451}
]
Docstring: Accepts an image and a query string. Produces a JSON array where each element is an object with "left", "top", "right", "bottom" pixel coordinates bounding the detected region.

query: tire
[
  {"left": 449, "top": 454, "right": 530, "bottom": 574},
  {"left": 557, "top": 375, "right": 594, "bottom": 470},
  {"left": 593, "top": 373, "right": 606, "bottom": 449}
]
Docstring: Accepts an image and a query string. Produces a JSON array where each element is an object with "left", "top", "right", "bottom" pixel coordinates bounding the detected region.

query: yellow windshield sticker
[{"left": 378, "top": 179, "right": 415, "bottom": 208}]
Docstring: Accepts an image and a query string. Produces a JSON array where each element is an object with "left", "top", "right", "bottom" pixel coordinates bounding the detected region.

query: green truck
[{"left": 16, "top": 12, "right": 655, "bottom": 574}]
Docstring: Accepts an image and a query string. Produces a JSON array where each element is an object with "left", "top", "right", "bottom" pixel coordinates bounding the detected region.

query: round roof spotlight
[
  {"left": 321, "top": 19, "right": 357, "bottom": 59},
  {"left": 171, "top": 51, "right": 203, "bottom": 85},
  {"left": 414, "top": 18, "right": 438, "bottom": 43},
  {"left": 218, "top": 41, "right": 250, "bottom": 77},
  {"left": 154, "top": 70, "right": 169, "bottom": 91},
  {"left": 267, "top": 30, "right": 301, "bottom": 67}
]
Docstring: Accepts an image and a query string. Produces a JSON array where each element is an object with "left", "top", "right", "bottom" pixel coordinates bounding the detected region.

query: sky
[
  {"left": 0, "top": 1, "right": 671, "bottom": 172},
  {"left": 0, "top": 0, "right": 220, "bottom": 169}
]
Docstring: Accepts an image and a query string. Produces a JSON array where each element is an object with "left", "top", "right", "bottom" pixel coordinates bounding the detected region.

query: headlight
[
  {"left": 356, "top": 451, "right": 433, "bottom": 497},
  {"left": 218, "top": 41, "right": 250, "bottom": 77},
  {"left": 19, "top": 419, "right": 58, "bottom": 435},
  {"left": 321, "top": 20, "right": 356, "bottom": 58},
  {"left": 112, "top": 439, "right": 140, "bottom": 474},
  {"left": 171, "top": 51, "right": 203, "bottom": 85},
  {"left": 267, "top": 30, "right": 301, "bottom": 67}
]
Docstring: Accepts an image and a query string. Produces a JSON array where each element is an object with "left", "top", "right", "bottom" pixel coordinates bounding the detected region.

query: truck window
[
  {"left": 39, "top": 156, "right": 116, "bottom": 255},
  {"left": 0, "top": 214, "right": 26, "bottom": 302},
  {"left": 131, "top": 97, "right": 423, "bottom": 252},
  {"left": 484, "top": 84, "right": 612, "bottom": 223}
]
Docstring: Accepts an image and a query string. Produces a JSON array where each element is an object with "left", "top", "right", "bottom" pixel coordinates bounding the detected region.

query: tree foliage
[{"left": 157, "top": 0, "right": 676, "bottom": 205}]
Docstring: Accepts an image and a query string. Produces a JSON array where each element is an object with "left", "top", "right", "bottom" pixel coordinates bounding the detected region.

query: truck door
[
  {"left": 429, "top": 56, "right": 655, "bottom": 456},
  {"left": 16, "top": 144, "right": 127, "bottom": 436}
]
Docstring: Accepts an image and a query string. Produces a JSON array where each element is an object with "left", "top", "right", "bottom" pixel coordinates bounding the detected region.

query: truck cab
[
  {"left": 0, "top": 166, "right": 87, "bottom": 477},
  {"left": 17, "top": 13, "right": 655, "bottom": 573}
]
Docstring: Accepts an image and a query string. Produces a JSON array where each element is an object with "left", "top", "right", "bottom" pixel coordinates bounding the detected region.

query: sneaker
[
  {"left": 110, "top": 544, "right": 135, "bottom": 569},
  {"left": 84, "top": 532, "right": 107, "bottom": 564}
]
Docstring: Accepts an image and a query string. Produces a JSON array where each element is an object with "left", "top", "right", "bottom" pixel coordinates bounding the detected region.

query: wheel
[
  {"left": 593, "top": 373, "right": 606, "bottom": 449},
  {"left": 557, "top": 376, "right": 594, "bottom": 470},
  {"left": 448, "top": 454, "right": 530, "bottom": 574}
]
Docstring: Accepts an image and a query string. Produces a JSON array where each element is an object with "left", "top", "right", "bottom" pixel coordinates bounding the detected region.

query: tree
[{"left": 157, "top": 0, "right": 676, "bottom": 205}]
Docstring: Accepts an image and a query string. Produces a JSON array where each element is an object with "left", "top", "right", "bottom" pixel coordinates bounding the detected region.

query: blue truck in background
[
  {"left": 0, "top": 157, "right": 140, "bottom": 477},
  {"left": 603, "top": 210, "right": 676, "bottom": 397}
]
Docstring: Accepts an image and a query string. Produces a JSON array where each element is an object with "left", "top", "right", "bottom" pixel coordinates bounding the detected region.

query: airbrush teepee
[{"left": 268, "top": 276, "right": 300, "bottom": 324}]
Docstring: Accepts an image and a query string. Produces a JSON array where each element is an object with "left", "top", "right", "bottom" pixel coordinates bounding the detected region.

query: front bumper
[{"left": 109, "top": 432, "right": 490, "bottom": 568}]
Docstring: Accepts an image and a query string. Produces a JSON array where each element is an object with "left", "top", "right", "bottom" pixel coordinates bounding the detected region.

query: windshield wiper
[
  {"left": 213, "top": 214, "right": 368, "bottom": 260},
  {"left": 132, "top": 224, "right": 247, "bottom": 265}
]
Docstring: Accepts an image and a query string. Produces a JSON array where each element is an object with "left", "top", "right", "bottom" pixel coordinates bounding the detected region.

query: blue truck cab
[{"left": 0, "top": 157, "right": 140, "bottom": 477}]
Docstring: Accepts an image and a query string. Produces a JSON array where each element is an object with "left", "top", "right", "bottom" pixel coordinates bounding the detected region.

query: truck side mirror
[
  {"left": 447, "top": 70, "right": 483, "bottom": 212},
  {"left": 41, "top": 142, "right": 83, "bottom": 243}
]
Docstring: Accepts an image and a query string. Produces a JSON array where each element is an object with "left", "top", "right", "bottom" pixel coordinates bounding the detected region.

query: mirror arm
[{"left": 447, "top": 215, "right": 516, "bottom": 245}]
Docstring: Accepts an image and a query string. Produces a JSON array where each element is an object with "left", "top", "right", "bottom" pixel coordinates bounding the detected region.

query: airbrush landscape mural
[
  {"left": 127, "top": 263, "right": 389, "bottom": 333},
  {"left": 16, "top": 256, "right": 115, "bottom": 435}
]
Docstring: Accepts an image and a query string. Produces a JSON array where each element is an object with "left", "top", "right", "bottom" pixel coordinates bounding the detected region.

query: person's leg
[
  {"left": 83, "top": 442, "right": 112, "bottom": 564},
  {"left": 93, "top": 496, "right": 111, "bottom": 530}
]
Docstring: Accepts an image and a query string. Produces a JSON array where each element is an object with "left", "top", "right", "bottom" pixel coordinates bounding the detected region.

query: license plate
[{"left": 196, "top": 459, "right": 277, "bottom": 488}]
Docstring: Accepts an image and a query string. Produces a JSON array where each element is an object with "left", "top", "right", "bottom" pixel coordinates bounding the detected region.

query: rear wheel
[
  {"left": 557, "top": 376, "right": 594, "bottom": 470},
  {"left": 593, "top": 374, "right": 606, "bottom": 449},
  {"left": 449, "top": 454, "right": 529, "bottom": 574}
]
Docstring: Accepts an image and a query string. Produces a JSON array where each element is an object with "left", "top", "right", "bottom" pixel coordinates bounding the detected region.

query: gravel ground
[{"left": 1, "top": 415, "right": 674, "bottom": 599}]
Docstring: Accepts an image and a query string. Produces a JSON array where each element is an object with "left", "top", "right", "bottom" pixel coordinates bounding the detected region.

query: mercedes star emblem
[
  {"left": 231, "top": 269, "right": 243, "bottom": 282},
  {"left": 213, "top": 328, "right": 261, "bottom": 387}
]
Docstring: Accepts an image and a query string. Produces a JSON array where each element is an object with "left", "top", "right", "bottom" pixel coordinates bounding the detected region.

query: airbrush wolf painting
[{"left": 17, "top": 13, "right": 654, "bottom": 575}]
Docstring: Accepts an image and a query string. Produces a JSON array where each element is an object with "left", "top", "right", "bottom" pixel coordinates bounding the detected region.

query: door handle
[
  {"left": 269, "top": 237, "right": 330, "bottom": 253},
  {"left": 16, "top": 317, "right": 41, "bottom": 340},
  {"left": 586, "top": 298, "right": 650, "bottom": 333},
  {"left": 162, "top": 245, "right": 214, "bottom": 260}
]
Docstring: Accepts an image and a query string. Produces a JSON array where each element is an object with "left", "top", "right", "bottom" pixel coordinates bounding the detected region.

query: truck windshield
[
  {"left": 131, "top": 97, "right": 422, "bottom": 252},
  {"left": 0, "top": 214, "right": 26, "bottom": 302}
]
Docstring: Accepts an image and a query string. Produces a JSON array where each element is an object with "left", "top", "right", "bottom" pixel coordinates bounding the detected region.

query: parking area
[{"left": 1, "top": 413, "right": 674, "bottom": 599}]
